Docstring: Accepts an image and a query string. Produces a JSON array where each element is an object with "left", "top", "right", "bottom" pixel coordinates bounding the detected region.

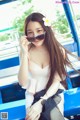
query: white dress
[{"left": 22, "top": 60, "right": 65, "bottom": 115}]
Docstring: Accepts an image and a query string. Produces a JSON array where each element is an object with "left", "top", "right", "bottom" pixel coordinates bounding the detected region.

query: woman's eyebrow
[
  {"left": 36, "top": 27, "right": 43, "bottom": 30},
  {"left": 27, "top": 29, "right": 32, "bottom": 32},
  {"left": 27, "top": 28, "right": 43, "bottom": 32}
]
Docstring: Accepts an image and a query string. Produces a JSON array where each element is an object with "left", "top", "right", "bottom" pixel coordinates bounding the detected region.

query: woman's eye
[
  {"left": 27, "top": 32, "right": 33, "bottom": 36},
  {"left": 28, "top": 32, "right": 33, "bottom": 34},
  {"left": 37, "top": 30, "right": 43, "bottom": 33}
]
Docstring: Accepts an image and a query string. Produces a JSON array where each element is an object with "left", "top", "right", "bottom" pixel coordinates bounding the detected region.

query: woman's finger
[
  {"left": 20, "top": 36, "right": 27, "bottom": 44},
  {"left": 35, "top": 114, "right": 41, "bottom": 120},
  {"left": 27, "top": 107, "right": 32, "bottom": 115},
  {"left": 27, "top": 110, "right": 39, "bottom": 120}
]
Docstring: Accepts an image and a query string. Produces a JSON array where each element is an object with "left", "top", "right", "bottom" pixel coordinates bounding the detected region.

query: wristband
[
  {"left": 40, "top": 96, "right": 47, "bottom": 105},
  {"left": 41, "top": 99, "right": 46, "bottom": 105}
]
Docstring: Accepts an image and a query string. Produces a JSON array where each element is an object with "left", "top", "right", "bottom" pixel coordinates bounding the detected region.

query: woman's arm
[
  {"left": 18, "top": 52, "right": 29, "bottom": 87},
  {"left": 18, "top": 36, "right": 29, "bottom": 88},
  {"left": 40, "top": 72, "right": 61, "bottom": 101}
]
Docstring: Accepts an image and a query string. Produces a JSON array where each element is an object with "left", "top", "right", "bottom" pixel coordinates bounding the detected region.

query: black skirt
[{"left": 32, "top": 89, "right": 65, "bottom": 120}]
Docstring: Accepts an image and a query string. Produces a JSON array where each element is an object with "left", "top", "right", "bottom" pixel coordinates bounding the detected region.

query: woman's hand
[
  {"left": 20, "top": 36, "right": 29, "bottom": 55},
  {"left": 26, "top": 100, "right": 43, "bottom": 120}
]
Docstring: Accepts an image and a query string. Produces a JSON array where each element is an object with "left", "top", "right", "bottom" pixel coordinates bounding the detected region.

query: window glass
[{"left": 0, "top": 0, "right": 75, "bottom": 44}]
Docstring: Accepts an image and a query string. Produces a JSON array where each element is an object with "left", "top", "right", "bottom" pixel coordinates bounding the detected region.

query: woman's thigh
[
  {"left": 57, "top": 92, "right": 64, "bottom": 115},
  {"left": 50, "top": 92, "right": 64, "bottom": 120},
  {"left": 50, "top": 107, "right": 65, "bottom": 120}
]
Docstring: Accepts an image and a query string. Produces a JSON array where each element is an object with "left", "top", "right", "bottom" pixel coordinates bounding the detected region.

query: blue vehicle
[{"left": 0, "top": 0, "right": 80, "bottom": 119}]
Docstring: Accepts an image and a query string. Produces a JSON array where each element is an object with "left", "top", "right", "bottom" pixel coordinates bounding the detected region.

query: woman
[{"left": 18, "top": 12, "right": 79, "bottom": 120}]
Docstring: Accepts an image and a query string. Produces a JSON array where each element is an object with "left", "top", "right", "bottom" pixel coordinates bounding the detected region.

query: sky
[
  {"left": 0, "top": 1, "right": 17, "bottom": 30},
  {"left": 0, "top": 0, "right": 80, "bottom": 31}
]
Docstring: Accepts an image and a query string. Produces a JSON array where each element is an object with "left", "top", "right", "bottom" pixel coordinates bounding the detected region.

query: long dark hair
[{"left": 24, "top": 12, "right": 80, "bottom": 90}]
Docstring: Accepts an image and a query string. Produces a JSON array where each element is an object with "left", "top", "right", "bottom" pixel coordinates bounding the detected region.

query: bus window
[
  {"left": 69, "top": 0, "right": 80, "bottom": 37},
  {"left": 52, "top": 1, "right": 73, "bottom": 44}
]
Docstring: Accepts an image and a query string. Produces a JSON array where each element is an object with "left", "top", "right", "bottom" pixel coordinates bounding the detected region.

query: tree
[
  {"left": 12, "top": 0, "right": 33, "bottom": 34},
  {"left": 0, "top": 34, "right": 9, "bottom": 41},
  {"left": 53, "top": 10, "right": 72, "bottom": 38}
]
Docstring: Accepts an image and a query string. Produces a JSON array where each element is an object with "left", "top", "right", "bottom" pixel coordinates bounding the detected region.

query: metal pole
[{"left": 61, "top": 0, "right": 80, "bottom": 56}]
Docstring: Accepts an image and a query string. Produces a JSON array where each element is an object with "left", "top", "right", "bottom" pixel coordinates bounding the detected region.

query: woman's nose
[{"left": 34, "top": 33, "right": 38, "bottom": 37}]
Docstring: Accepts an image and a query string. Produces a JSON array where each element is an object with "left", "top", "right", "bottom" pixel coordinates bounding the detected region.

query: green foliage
[
  {"left": 0, "top": 34, "right": 10, "bottom": 41},
  {"left": 76, "top": 15, "right": 80, "bottom": 19},
  {"left": 13, "top": 0, "right": 33, "bottom": 34},
  {"left": 0, "top": 0, "right": 33, "bottom": 42},
  {"left": 13, "top": 8, "right": 33, "bottom": 33},
  {"left": 53, "top": 11, "right": 71, "bottom": 37},
  {"left": 20, "top": 0, "right": 32, "bottom": 4}
]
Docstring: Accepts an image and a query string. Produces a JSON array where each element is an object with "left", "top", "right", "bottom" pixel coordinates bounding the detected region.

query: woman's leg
[
  {"left": 57, "top": 93, "right": 69, "bottom": 120},
  {"left": 57, "top": 92, "right": 64, "bottom": 115},
  {"left": 50, "top": 92, "right": 65, "bottom": 120},
  {"left": 50, "top": 107, "right": 65, "bottom": 120}
]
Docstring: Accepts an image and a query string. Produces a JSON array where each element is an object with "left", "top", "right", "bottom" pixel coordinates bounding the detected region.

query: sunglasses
[{"left": 27, "top": 33, "right": 45, "bottom": 42}]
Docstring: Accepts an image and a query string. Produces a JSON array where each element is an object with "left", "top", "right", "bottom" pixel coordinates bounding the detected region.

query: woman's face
[{"left": 27, "top": 21, "right": 45, "bottom": 47}]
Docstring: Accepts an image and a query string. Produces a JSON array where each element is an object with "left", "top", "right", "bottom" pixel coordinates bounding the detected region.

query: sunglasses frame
[{"left": 27, "top": 32, "right": 46, "bottom": 42}]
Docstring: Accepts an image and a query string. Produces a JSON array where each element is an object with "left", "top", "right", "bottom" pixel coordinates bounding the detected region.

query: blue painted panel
[
  {"left": 64, "top": 42, "right": 77, "bottom": 52},
  {"left": 0, "top": 100, "right": 26, "bottom": 120},
  {"left": 70, "top": 75, "right": 80, "bottom": 88},
  {"left": 0, "top": 0, "right": 17, "bottom": 5},
  {"left": 0, "top": 56, "right": 19, "bottom": 70},
  {"left": 0, "top": 83, "right": 26, "bottom": 119},
  {"left": 64, "top": 87, "right": 80, "bottom": 116},
  {"left": 66, "top": 76, "right": 73, "bottom": 89},
  {"left": 0, "top": 91, "right": 2, "bottom": 104},
  {"left": 0, "top": 83, "right": 25, "bottom": 103}
]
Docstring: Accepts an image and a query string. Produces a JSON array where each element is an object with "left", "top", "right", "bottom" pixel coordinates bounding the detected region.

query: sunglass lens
[
  {"left": 27, "top": 37, "right": 35, "bottom": 42},
  {"left": 36, "top": 34, "right": 45, "bottom": 40},
  {"left": 27, "top": 33, "right": 45, "bottom": 42}
]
